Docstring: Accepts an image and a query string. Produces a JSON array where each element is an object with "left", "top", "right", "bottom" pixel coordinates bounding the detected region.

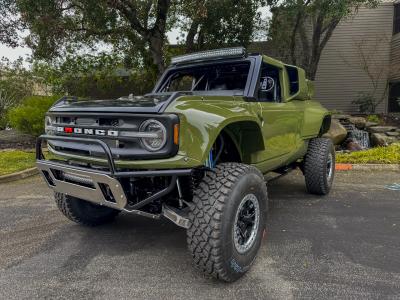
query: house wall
[{"left": 314, "top": 3, "right": 394, "bottom": 113}]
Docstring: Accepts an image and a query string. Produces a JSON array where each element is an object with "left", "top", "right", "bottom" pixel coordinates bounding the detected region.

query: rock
[
  {"left": 346, "top": 140, "right": 363, "bottom": 151},
  {"left": 332, "top": 114, "right": 351, "bottom": 121},
  {"left": 323, "top": 119, "right": 348, "bottom": 145},
  {"left": 365, "top": 121, "right": 379, "bottom": 128},
  {"left": 386, "top": 131, "right": 400, "bottom": 137},
  {"left": 367, "top": 126, "right": 398, "bottom": 133},
  {"left": 348, "top": 116, "right": 367, "bottom": 129},
  {"left": 370, "top": 133, "right": 398, "bottom": 147}
]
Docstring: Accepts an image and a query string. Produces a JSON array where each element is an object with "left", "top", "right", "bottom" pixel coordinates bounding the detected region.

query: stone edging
[
  {"left": 335, "top": 163, "right": 400, "bottom": 171},
  {"left": 0, "top": 167, "right": 39, "bottom": 184}
]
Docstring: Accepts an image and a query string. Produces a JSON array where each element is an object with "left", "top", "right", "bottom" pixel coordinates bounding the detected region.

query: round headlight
[{"left": 139, "top": 119, "right": 167, "bottom": 151}]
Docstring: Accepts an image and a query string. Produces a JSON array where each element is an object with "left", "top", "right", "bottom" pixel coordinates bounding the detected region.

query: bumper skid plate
[{"left": 37, "top": 160, "right": 128, "bottom": 210}]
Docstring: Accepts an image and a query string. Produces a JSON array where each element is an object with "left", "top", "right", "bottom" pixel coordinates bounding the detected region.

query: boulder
[
  {"left": 386, "top": 131, "right": 400, "bottom": 137},
  {"left": 367, "top": 126, "right": 398, "bottom": 133},
  {"left": 332, "top": 114, "right": 351, "bottom": 123},
  {"left": 323, "top": 119, "right": 348, "bottom": 145},
  {"left": 346, "top": 140, "right": 363, "bottom": 151},
  {"left": 348, "top": 116, "right": 367, "bottom": 129},
  {"left": 370, "top": 133, "right": 398, "bottom": 147},
  {"left": 365, "top": 121, "right": 379, "bottom": 128}
]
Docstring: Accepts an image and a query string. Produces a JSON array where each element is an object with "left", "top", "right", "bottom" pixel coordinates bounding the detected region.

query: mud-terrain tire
[
  {"left": 187, "top": 163, "right": 268, "bottom": 282},
  {"left": 304, "top": 138, "right": 335, "bottom": 195},
  {"left": 54, "top": 192, "right": 120, "bottom": 226}
]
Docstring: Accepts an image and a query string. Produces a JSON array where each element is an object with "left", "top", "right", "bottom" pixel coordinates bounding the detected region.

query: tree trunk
[
  {"left": 149, "top": 34, "right": 166, "bottom": 76},
  {"left": 185, "top": 20, "right": 200, "bottom": 53},
  {"left": 147, "top": 0, "right": 170, "bottom": 76}
]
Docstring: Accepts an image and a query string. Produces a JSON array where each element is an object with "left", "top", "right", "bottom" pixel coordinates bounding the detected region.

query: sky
[{"left": 0, "top": 7, "right": 270, "bottom": 64}]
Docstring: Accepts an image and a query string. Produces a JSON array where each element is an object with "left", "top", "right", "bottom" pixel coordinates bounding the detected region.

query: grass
[
  {"left": 0, "top": 150, "right": 36, "bottom": 176},
  {"left": 336, "top": 143, "right": 400, "bottom": 164}
]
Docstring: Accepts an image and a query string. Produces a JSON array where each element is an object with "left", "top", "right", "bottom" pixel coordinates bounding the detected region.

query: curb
[
  {"left": 335, "top": 163, "right": 400, "bottom": 171},
  {"left": 0, "top": 167, "right": 39, "bottom": 184}
]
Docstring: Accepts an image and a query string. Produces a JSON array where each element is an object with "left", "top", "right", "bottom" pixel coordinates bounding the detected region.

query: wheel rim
[
  {"left": 233, "top": 194, "right": 260, "bottom": 254},
  {"left": 327, "top": 152, "right": 334, "bottom": 183}
]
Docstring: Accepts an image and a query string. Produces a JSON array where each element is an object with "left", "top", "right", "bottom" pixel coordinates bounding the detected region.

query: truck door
[{"left": 252, "top": 62, "right": 304, "bottom": 167}]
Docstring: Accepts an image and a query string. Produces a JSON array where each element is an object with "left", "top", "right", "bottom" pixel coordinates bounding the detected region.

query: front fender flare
[{"left": 166, "top": 99, "right": 264, "bottom": 164}]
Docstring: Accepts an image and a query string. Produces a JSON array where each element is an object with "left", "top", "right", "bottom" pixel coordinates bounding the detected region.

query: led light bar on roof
[{"left": 171, "top": 47, "right": 247, "bottom": 65}]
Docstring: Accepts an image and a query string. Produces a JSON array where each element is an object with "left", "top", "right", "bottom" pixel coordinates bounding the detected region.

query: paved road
[{"left": 0, "top": 170, "right": 399, "bottom": 299}]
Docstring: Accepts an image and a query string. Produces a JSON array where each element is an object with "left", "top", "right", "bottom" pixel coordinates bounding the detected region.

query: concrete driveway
[{"left": 0, "top": 170, "right": 399, "bottom": 299}]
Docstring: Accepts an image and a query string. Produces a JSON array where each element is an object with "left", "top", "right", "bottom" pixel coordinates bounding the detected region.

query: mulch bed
[{"left": 0, "top": 130, "right": 36, "bottom": 150}]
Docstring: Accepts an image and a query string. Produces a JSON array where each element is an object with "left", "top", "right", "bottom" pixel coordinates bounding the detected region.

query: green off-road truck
[{"left": 36, "top": 47, "right": 334, "bottom": 282}]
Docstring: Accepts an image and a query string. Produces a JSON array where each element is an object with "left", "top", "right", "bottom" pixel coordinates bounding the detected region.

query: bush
[
  {"left": 352, "top": 92, "right": 382, "bottom": 113},
  {"left": 366, "top": 114, "right": 381, "bottom": 124},
  {"left": 0, "top": 90, "right": 19, "bottom": 129},
  {"left": 336, "top": 143, "right": 400, "bottom": 164},
  {"left": 8, "top": 95, "right": 60, "bottom": 136}
]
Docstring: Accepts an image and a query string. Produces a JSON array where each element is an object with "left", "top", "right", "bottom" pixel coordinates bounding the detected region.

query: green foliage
[
  {"left": 366, "top": 114, "right": 381, "bottom": 123},
  {"left": 17, "top": 0, "right": 176, "bottom": 74},
  {"left": 336, "top": 143, "right": 400, "bottom": 164},
  {"left": 8, "top": 95, "right": 60, "bottom": 136},
  {"left": 0, "top": 90, "right": 18, "bottom": 129},
  {"left": 352, "top": 92, "right": 380, "bottom": 113},
  {"left": 32, "top": 53, "right": 156, "bottom": 98},
  {"left": 178, "top": 0, "right": 266, "bottom": 52},
  {"left": 16, "top": 0, "right": 269, "bottom": 74},
  {"left": 0, "top": 58, "right": 36, "bottom": 129},
  {"left": 0, "top": 0, "right": 21, "bottom": 47},
  {"left": 0, "top": 150, "right": 36, "bottom": 176},
  {"left": 0, "top": 58, "right": 34, "bottom": 100}
]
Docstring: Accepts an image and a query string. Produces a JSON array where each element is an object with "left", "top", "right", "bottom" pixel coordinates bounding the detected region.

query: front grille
[{"left": 46, "top": 113, "right": 179, "bottom": 160}]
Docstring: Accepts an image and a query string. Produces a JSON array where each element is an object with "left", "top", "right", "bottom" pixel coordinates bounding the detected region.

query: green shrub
[
  {"left": 352, "top": 92, "right": 380, "bottom": 113},
  {"left": 8, "top": 95, "right": 60, "bottom": 136},
  {"left": 366, "top": 114, "right": 380, "bottom": 123}
]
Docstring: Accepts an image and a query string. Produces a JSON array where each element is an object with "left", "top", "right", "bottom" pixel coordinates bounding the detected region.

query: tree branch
[{"left": 107, "top": 0, "right": 147, "bottom": 35}]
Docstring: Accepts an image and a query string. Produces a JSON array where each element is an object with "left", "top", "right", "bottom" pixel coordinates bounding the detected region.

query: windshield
[{"left": 156, "top": 61, "right": 251, "bottom": 94}]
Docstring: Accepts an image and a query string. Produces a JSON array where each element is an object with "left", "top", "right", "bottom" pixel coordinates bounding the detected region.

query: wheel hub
[{"left": 233, "top": 194, "right": 260, "bottom": 254}]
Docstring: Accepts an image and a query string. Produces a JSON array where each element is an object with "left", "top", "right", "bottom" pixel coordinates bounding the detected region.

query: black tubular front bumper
[{"left": 36, "top": 135, "right": 193, "bottom": 212}]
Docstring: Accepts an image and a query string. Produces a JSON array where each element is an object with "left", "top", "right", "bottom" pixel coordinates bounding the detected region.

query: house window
[
  {"left": 388, "top": 82, "right": 400, "bottom": 112},
  {"left": 394, "top": 4, "right": 400, "bottom": 35}
]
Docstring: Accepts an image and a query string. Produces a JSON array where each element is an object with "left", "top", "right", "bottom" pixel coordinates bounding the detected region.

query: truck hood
[{"left": 49, "top": 94, "right": 173, "bottom": 114}]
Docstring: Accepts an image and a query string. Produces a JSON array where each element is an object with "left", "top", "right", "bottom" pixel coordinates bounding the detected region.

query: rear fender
[{"left": 301, "top": 101, "right": 331, "bottom": 138}]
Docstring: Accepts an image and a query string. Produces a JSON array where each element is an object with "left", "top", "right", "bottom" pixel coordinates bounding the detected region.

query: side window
[
  {"left": 286, "top": 66, "right": 299, "bottom": 95},
  {"left": 166, "top": 74, "right": 194, "bottom": 92},
  {"left": 258, "top": 63, "right": 281, "bottom": 102}
]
